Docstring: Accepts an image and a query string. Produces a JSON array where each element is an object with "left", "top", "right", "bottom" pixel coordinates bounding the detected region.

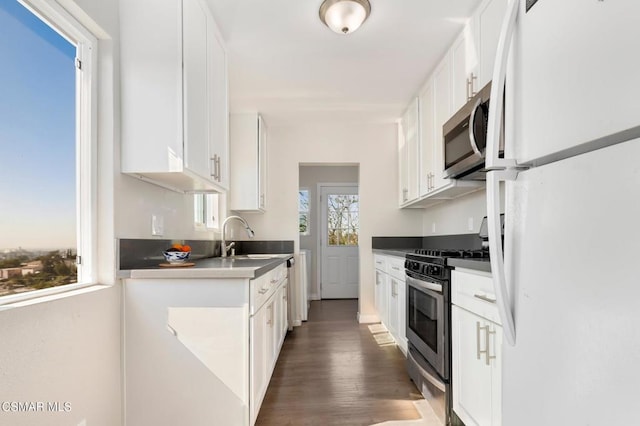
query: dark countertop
[
  {"left": 372, "top": 248, "right": 415, "bottom": 258},
  {"left": 373, "top": 248, "right": 492, "bottom": 273}
]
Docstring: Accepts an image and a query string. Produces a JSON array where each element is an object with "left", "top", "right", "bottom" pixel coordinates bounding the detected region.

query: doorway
[
  {"left": 320, "top": 185, "right": 359, "bottom": 299},
  {"left": 298, "top": 165, "right": 359, "bottom": 301}
]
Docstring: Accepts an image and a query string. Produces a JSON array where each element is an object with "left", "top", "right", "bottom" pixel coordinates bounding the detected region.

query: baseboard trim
[{"left": 358, "top": 313, "right": 380, "bottom": 324}]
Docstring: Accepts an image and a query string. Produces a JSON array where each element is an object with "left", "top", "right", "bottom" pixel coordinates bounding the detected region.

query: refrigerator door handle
[
  {"left": 487, "top": 170, "right": 517, "bottom": 346},
  {"left": 485, "top": 0, "right": 519, "bottom": 170}
]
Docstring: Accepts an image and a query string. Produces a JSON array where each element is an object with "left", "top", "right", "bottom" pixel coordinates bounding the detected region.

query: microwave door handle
[{"left": 468, "top": 97, "right": 484, "bottom": 157}]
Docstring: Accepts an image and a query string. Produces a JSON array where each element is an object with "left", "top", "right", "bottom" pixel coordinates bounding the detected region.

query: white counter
[{"left": 118, "top": 254, "right": 293, "bottom": 280}]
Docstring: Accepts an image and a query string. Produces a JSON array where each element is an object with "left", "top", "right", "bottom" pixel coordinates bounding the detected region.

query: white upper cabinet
[
  {"left": 476, "top": 0, "right": 507, "bottom": 89},
  {"left": 399, "top": 0, "right": 507, "bottom": 208},
  {"left": 208, "top": 18, "right": 230, "bottom": 190},
  {"left": 183, "top": 0, "right": 209, "bottom": 182},
  {"left": 432, "top": 59, "right": 451, "bottom": 191},
  {"left": 399, "top": 98, "right": 420, "bottom": 205},
  {"left": 230, "top": 113, "right": 267, "bottom": 212},
  {"left": 120, "top": 0, "right": 229, "bottom": 193},
  {"left": 450, "top": 0, "right": 506, "bottom": 114},
  {"left": 418, "top": 81, "right": 436, "bottom": 199},
  {"left": 451, "top": 24, "right": 479, "bottom": 114}
]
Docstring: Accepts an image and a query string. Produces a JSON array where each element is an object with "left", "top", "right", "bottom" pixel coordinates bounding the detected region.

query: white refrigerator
[{"left": 485, "top": 1, "right": 640, "bottom": 425}]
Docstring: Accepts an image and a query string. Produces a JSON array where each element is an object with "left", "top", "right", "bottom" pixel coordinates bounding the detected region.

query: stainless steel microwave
[{"left": 442, "top": 81, "right": 503, "bottom": 180}]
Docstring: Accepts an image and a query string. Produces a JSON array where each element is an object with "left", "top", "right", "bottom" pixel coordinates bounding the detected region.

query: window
[
  {"left": 299, "top": 189, "right": 310, "bottom": 235},
  {"left": 194, "top": 193, "right": 220, "bottom": 230},
  {"left": 0, "top": 0, "right": 96, "bottom": 302},
  {"left": 327, "top": 194, "right": 359, "bottom": 246}
]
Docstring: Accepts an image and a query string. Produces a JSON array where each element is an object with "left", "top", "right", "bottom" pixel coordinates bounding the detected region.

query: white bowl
[{"left": 163, "top": 250, "right": 191, "bottom": 264}]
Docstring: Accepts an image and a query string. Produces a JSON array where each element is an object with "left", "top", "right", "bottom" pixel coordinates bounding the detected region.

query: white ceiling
[{"left": 205, "top": 0, "right": 481, "bottom": 126}]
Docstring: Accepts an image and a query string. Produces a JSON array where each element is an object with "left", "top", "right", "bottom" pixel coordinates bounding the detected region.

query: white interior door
[{"left": 320, "top": 185, "right": 359, "bottom": 299}]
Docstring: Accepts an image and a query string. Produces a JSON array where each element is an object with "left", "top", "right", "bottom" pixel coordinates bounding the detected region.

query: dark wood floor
[{"left": 256, "top": 299, "right": 423, "bottom": 426}]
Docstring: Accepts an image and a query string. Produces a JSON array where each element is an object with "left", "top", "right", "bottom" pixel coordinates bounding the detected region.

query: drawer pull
[{"left": 474, "top": 294, "right": 497, "bottom": 304}]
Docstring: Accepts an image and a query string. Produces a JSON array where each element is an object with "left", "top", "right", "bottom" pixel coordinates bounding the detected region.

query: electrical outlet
[
  {"left": 151, "top": 214, "right": 164, "bottom": 236},
  {"left": 468, "top": 217, "right": 474, "bottom": 231}
]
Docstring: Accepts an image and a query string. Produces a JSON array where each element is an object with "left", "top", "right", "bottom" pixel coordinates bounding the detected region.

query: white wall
[
  {"left": 421, "top": 184, "right": 505, "bottom": 236},
  {"left": 422, "top": 189, "right": 487, "bottom": 236},
  {"left": 242, "top": 122, "right": 423, "bottom": 320},
  {"left": 299, "top": 165, "right": 359, "bottom": 299},
  {"left": 0, "top": 0, "right": 124, "bottom": 424},
  {"left": 0, "top": 287, "right": 121, "bottom": 426}
]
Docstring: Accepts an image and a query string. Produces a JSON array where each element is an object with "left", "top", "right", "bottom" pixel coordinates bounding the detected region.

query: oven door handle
[{"left": 406, "top": 275, "right": 443, "bottom": 294}]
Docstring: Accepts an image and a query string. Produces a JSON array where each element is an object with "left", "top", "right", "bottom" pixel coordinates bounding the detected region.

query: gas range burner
[{"left": 412, "top": 248, "right": 490, "bottom": 259}]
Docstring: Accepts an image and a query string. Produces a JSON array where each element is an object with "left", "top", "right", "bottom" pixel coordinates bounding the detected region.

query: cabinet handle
[
  {"left": 258, "top": 287, "right": 268, "bottom": 294},
  {"left": 210, "top": 155, "right": 217, "bottom": 178},
  {"left": 215, "top": 156, "right": 221, "bottom": 182},
  {"left": 260, "top": 194, "right": 265, "bottom": 207},
  {"left": 391, "top": 266, "right": 400, "bottom": 271},
  {"left": 474, "top": 294, "right": 497, "bottom": 304},
  {"left": 467, "top": 72, "right": 477, "bottom": 101},
  {"left": 485, "top": 326, "right": 496, "bottom": 366},
  {"left": 476, "top": 321, "right": 488, "bottom": 360},
  {"left": 266, "top": 304, "right": 273, "bottom": 326}
]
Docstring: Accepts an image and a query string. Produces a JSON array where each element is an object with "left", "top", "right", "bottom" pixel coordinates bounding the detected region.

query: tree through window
[{"left": 326, "top": 194, "right": 359, "bottom": 246}]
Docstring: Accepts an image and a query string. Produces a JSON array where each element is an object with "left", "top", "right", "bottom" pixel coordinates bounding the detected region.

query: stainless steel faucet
[{"left": 221, "top": 215, "right": 255, "bottom": 257}]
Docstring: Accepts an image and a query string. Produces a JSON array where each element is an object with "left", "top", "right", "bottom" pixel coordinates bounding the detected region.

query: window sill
[{"left": 0, "top": 283, "right": 112, "bottom": 311}]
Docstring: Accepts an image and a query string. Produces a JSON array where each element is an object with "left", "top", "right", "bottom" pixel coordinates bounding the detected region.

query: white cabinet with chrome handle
[{"left": 451, "top": 268, "right": 502, "bottom": 426}]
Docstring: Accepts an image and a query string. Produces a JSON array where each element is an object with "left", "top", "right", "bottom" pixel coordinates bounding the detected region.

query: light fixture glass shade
[{"left": 319, "top": 0, "right": 371, "bottom": 35}]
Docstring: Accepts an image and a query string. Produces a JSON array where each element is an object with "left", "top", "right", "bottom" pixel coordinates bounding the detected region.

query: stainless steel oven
[
  {"left": 442, "top": 81, "right": 503, "bottom": 180},
  {"left": 405, "top": 252, "right": 452, "bottom": 424},
  {"left": 406, "top": 275, "right": 447, "bottom": 379}
]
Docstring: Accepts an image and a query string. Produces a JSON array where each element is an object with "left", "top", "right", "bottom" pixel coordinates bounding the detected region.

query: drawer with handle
[
  {"left": 387, "top": 257, "right": 406, "bottom": 281},
  {"left": 451, "top": 268, "right": 501, "bottom": 325}
]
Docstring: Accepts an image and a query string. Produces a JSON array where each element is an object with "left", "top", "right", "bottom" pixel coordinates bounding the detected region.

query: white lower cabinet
[
  {"left": 451, "top": 268, "right": 502, "bottom": 426},
  {"left": 373, "top": 253, "right": 407, "bottom": 354},
  {"left": 374, "top": 256, "right": 389, "bottom": 326},
  {"left": 125, "top": 263, "right": 287, "bottom": 426}
]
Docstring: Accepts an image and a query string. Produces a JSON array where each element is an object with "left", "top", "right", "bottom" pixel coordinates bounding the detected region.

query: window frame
[
  {"left": 194, "top": 193, "right": 221, "bottom": 231},
  {"left": 0, "top": 0, "right": 98, "bottom": 305},
  {"left": 299, "top": 188, "right": 310, "bottom": 236}
]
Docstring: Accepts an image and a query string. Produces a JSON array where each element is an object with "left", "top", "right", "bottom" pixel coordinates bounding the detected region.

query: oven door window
[{"left": 408, "top": 285, "right": 440, "bottom": 354}]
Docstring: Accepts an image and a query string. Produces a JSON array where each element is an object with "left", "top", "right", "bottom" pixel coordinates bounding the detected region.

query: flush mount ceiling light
[{"left": 319, "top": 0, "right": 371, "bottom": 35}]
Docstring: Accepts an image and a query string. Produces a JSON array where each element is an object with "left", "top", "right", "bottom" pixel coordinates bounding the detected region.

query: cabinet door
[
  {"left": 208, "top": 18, "right": 229, "bottom": 189},
  {"left": 230, "top": 113, "right": 265, "bottom": 212},
  {"left": 183, "top": 0, "right": 210, "bottom": 180},
  {"left": 249, "top": 307, "right": 266, "bottom": 425},
  {"left": 399, "top": 98, "right": 419, "bottom": 205},
  {"left": 476, "top": 0, "right": 507, "bottom": 88},
  {"left": 258, "top": 116, "right": 267, "bottom": 209},
  {"left": 452, "top": 306, "right": 502, "bottom": 426},
  {"left": 375, "top": 269, "right": 388, "bottom": 325},
  {"left": 432, "top": 58, "right": 451, "bottom": 190},
  {"left": 396, "top": 277, "right": 407, "bottom": 354},
  {"left": 418, "top": 81, "right": 435, "bottom": 197},
  {"left": 387, "top": 277, "right": 399, "bottom": 339},
  {"left": 451, "top": 32, "right": 468, "bottom": 113}
]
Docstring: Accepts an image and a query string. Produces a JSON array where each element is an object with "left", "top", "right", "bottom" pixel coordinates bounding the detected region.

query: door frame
[{"left": 316, "top": 182, "right": 359, "bottom": 300}]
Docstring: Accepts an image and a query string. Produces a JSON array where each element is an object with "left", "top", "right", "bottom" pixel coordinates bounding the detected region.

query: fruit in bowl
[{"left": 163, "top": 244, "right": 192, "bottom": 264}]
